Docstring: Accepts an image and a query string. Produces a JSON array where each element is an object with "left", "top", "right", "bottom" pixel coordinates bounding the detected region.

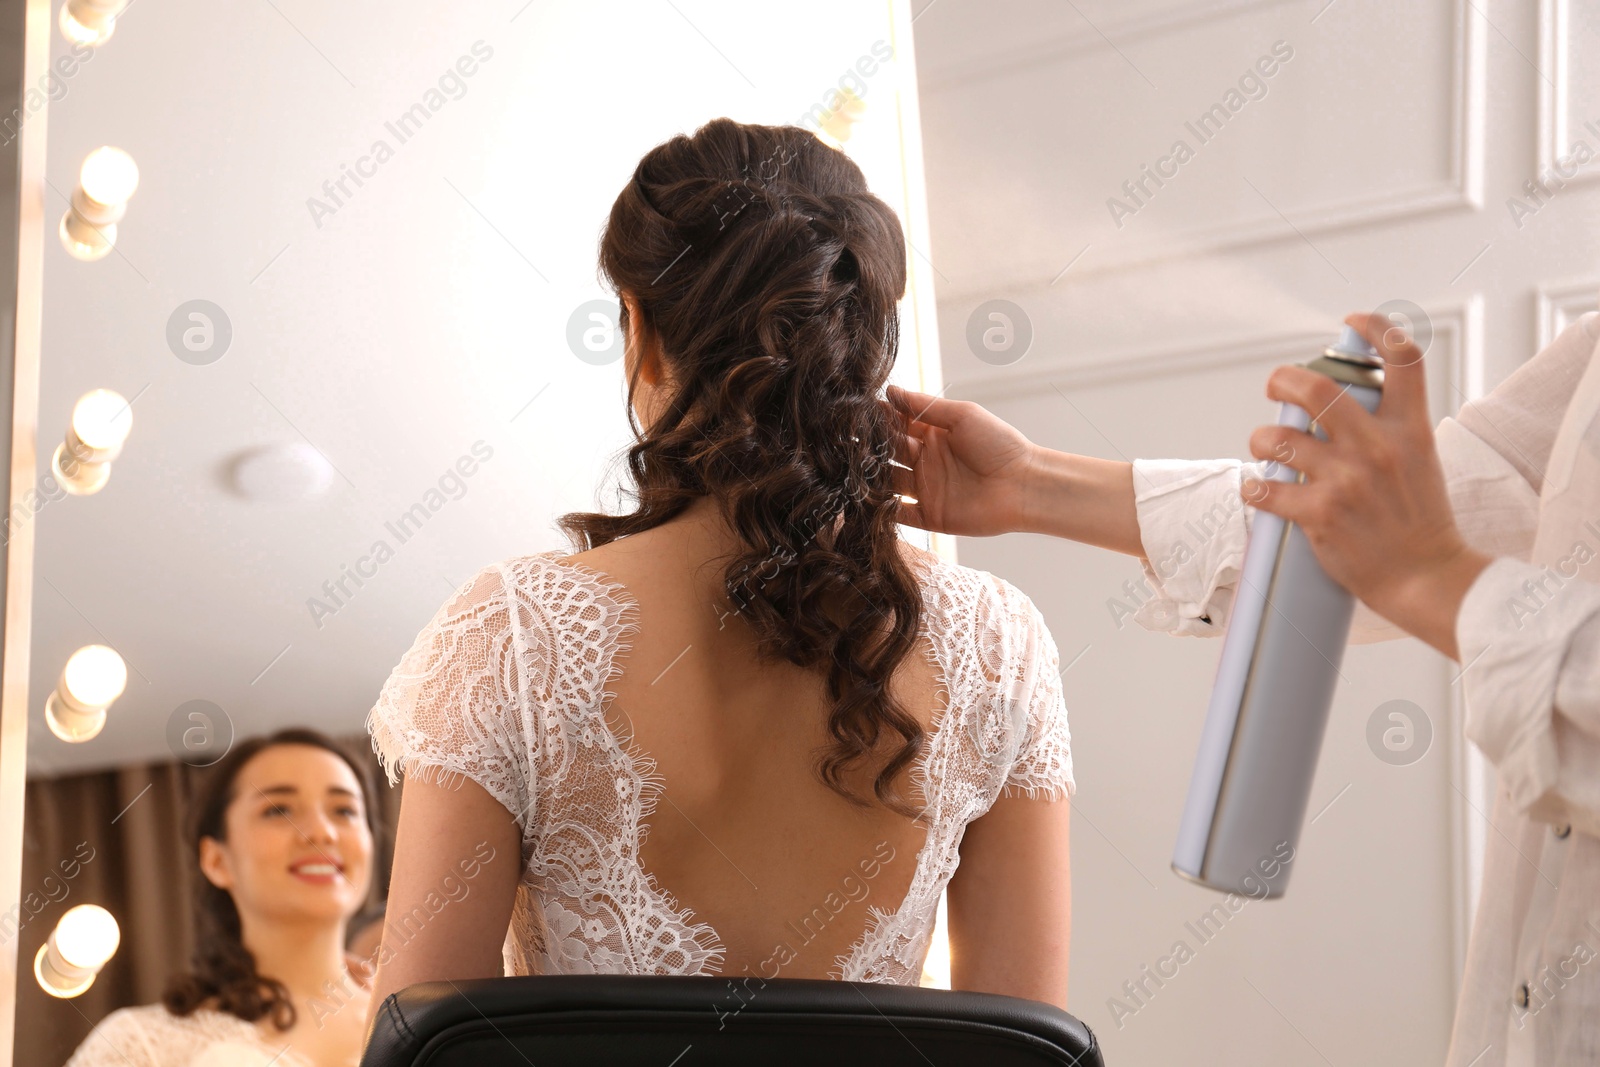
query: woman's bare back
[{"left": 561, "top": 510, "right": 946, "bottom": 979}]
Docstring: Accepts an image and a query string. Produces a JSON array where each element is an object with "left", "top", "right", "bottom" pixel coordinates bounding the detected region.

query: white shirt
[{"left": 1126, "top": 311, "right": 1600, "bottom": 1066}]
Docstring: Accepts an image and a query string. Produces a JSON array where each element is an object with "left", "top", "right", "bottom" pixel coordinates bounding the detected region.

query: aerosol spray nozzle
[{"left": 1325, "top": 325, "right": 1381, "bottom": 365}]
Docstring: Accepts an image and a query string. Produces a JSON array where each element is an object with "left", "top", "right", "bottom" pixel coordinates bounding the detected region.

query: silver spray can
[{"left": 1171, "top": 326, "right": 1385, "bottom": 897}]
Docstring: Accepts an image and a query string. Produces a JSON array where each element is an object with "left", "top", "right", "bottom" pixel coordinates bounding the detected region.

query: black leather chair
[{"left": 361, "top": 975, "right": 1103, "bottom": 1066}]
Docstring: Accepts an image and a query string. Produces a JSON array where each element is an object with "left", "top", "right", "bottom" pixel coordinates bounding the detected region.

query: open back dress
[{"left": 366, "top": 548, "right": 1075, "bottom": 983}]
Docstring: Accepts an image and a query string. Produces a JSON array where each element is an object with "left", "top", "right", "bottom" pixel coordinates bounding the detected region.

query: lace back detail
[
  {"left": 369, "top": 548, "right": 1072, "bottom": 986},
  {"left": 830, "top": 554, "right": 1053, "bottom": 982},
  {"left": 512, "top": 551, "right": 725, "bottom": 976}
]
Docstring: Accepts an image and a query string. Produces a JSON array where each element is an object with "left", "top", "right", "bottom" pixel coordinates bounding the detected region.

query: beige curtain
[{"left": 10, "top": 734, "right": 401, "bottom": 1067}]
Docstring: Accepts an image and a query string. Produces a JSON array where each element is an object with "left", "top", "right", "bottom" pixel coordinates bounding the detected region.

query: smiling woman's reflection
[{"left": 63, "top": 729, "right": 377, "bottom": 1067}]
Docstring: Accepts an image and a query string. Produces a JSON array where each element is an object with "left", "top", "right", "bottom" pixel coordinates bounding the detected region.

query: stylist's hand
[
  {"left": 1243, "top": 312, "right": 1491, "bottom": 659},
  {"left": 883, "top": 385, "right": 1037, "bottom": 536}
]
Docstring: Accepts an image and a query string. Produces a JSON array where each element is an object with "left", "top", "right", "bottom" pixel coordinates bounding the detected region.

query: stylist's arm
[
  {"left": 883, "top": 386, "right": 1145, "bottom": 555},
  {"left": 886, "top": 313, "right": 1492, "bottom": 658}
]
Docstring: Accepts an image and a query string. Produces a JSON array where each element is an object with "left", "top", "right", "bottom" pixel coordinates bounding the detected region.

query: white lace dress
[
  {"left": 62, "top": 1004, "right": 309, "bottom": 1067},
  {"left": 367, "top": 548, "right": 1075, "bottom": 982}
]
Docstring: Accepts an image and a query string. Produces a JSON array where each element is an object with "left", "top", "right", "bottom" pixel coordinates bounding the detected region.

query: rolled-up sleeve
[
  {"left": 1458, "top": 556, "right": 1600, "bottom": 836},
  {"left": 1127, "top": 410, "right": 1545, "bottom": 643},
  {"left": 1127, "top": 314, "right": 1594, "bottom": 643},
  {"left": 1127, "top": 458, "right": 1265, "bottom": 637}
]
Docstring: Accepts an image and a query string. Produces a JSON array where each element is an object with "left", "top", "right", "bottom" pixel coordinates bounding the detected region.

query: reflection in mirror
[{"left": 8, "top": 2, "right": 940, "bottom": 1065}]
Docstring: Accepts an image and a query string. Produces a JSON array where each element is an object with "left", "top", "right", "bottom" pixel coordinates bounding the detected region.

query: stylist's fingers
[
  {"left": 886, "top": 384, "right": 963, "bottom": 430},
  {"left": 893, "top": 488, "right": 929, "bottom": 530},
  {"left": 1264, "top": 365, "right": 1382, "bottom": 448},
  {"left": 890, "top": 425, "right": 925, "bottom": 467},
  {"left": 890, "top": 462, "right": 918, "bottom": 498},
  {"left": 1345, "top": 311, "right": 1428, "bottom": 426},
  {"left": 1239, "top": 474, "right": 1315, "bottom": 526},
  {"left": 1248, "top": 423, "right": 1335, "bottom": 478}
]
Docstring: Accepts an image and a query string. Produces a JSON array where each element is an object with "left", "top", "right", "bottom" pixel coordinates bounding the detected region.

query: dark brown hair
[
  {"left": 559, "top": 118, "right": 924, "bottom": 815},
  {"left": 162, "top": 728, "right": 378, "bottom": 1029}
]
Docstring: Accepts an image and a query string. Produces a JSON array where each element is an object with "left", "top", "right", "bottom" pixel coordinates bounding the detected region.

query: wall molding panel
[
  {"left": 1537, "top": 0, "right": 1600, "bottom": 192},
  {"left": 1535, "top": 274, "right": 1600, "bottom": 349},
  {"left": 918, "top": 0, "right": 1297, "bottom": 94},
  {"left": 926, "top": 0, "right": 1485, "bottom": 292}
]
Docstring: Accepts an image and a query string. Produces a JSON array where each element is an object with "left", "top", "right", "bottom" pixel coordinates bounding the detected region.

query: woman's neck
[
  {"left": 239, "top": 914, "right": 352, "bottom": 1004},
  {"left": 670, "top": 493, "right": 845, "bottom": 555},
  {"left": 671, "top": 494, "right": 738, "bottom": 544}
]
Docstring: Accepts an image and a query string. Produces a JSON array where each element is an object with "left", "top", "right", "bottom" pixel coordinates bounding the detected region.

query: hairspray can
[{"left": 1171, "top": 326, "right": 1385, "bottom": 897}]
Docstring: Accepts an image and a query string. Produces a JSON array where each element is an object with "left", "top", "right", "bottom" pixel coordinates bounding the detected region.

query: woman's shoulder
[
  {"left": 902, "top": 544, "right": 1045, "bottom": 629},
  {"left": 461, "top": 549, "right": 627, "bottom": 603},
  {"left": 486, "top": 549, "right": 641, "bottom": 640},
  {"left": 93, "top": 1001, "right": 250, "bottom": 1033},
  {"left": 77, "top": 1002, "right": 170, "bottom": 1042},
  {"left": 67, "top": 1004, "right": 266, "bottom": 1066},
  {"left": 428, "top": 551, "right": 627, "bottom": 636},
  {"left": 425, "top": 551, "right": 638, "bottom": 694},
  {"left": 67, "top": 1003, "right": 154, "bottom": 1064}
]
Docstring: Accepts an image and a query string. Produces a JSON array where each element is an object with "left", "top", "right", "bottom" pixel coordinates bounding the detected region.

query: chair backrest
[{"left": 361, "top": 975, "right": 1104, "bottom": 1067}]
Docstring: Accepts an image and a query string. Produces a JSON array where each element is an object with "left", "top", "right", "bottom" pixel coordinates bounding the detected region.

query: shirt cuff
[
  {"left": 1458, "top": 555, "right": 1600, "bottom": 818},
  {"left": 1125, "top": 458, "right": 1264, "bottom": 637}
]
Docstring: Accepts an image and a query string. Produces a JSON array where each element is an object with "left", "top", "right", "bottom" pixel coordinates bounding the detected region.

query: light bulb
[
  {"left": 59, "top": 212, "right": 115, "bottom": 262},
  {"left": 46, "top": 644, "right": 127, "bottom": 742},
  {"left": 35, "top": 904, "right": 120, "bottom": 998},
  {"left": 63, "top": 148, "right": 138, "bottom": 260},
  {"left": 58, "top": 6, "right": 106, "bottom": 46},
  {"left": 63, "top": 645, "right": 127, "bottom": 708},
  {"left": 70, "top": 389, "right": 132, "bottom": 452},
  {"left": 54, "top": 905, "right": 120, "bottom": 969},
  {"left": 53, "top": 389, "right": 131, "bottom": 495},
  {"left": 52, "top": 440, "right": 110, "bottom": 495},
  {"left": 79, "top": 147, "right": 139, "bottom": 208},
  {"left": 58, "top": 0, "right": 128, "bottom": 48}
]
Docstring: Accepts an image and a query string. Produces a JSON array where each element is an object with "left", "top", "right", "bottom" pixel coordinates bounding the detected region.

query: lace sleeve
[
  {"left": 995, "top": 580, "right": 1076, "bottom": 801},
  {"left": 367, "top": 562, "right": 535, "bottom": 831},
  {"left": 62, "top": 1008, "right": 157, "bottom": 1067}
]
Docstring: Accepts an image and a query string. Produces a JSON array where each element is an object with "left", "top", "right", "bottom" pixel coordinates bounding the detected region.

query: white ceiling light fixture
[
  {"left": 52, "top": 388, "right": 133, "bottom": 495},
  {"left": 59, "top": 0, "right": 130, "bottom": 48},
  {"left": 35, "top": 905, "right": 121, "bottom": 997},
  {"left": 44, "top": 644, "right": 128, "bottom": 743},
  {"left": 230, "top": 442, "right": 336, "bottom": 502},
  {"left": 60, "top": 146, "right": 139, "bottom": 262}
]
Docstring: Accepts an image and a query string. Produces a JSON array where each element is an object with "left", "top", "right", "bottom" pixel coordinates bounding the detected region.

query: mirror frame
[
  {"left": 0, "top": 0, "right": 53, "bottom": 1061},
  {"left": 0, "top": 4, "right": 947, "bottom": 1059}
]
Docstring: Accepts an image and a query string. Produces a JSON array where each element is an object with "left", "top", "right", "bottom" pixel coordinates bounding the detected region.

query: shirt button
[
  {"left": 1553, "top": 824, "right": 1572, "bottom": 839},
  {"left": 1515, "top": 982, "right": 1530, "bottom": 1009}
]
